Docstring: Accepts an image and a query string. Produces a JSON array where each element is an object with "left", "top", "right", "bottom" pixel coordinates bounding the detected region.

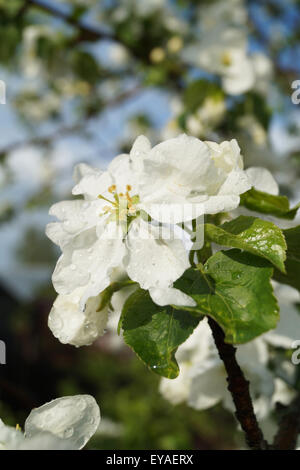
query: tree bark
[{"left": 208, "top": 317, "right": 268, "bottom": 450}]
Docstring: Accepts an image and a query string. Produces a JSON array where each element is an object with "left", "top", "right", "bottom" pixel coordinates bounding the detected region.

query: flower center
[
  {"left": 221, "top": 51, "right": 232, "bottom": 67},
  {"left": 98, "top": 184, "right": 140, "bottom": 226}
]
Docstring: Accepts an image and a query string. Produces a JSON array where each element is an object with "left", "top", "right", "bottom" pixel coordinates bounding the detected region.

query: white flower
[
  {"left": 47, "top": 134, "right": 251, "bottom": 342},
  {"left": 160, "top": 319, "right": 274, "bottom": 420},
  {"left": 135, "top": 134, "right": 251, "bottom": 224},
  {"left": 264, "top": 283, "right": 300, "bottom": 349},
  {"left": 49, "top": 269, "right": 136, "bottom": 348},
  {"left": 183, "top": 29, "right": 255, "bottom": 95},
  {"left": 0, "top": 395, "right": 100, "bottom": 450},
  {"left": 245, "top": 167, "right": 279, "bottom": 196},
  {"left": 48, "top": 287, "right": 109, "bottom": 347},
  {"left": 198, "top": 0, "right": 248, "bottom": 31},
  {"left": 46, "top": 140, "right": 194, "bottom": 343},
  {"left": 251, "top": 52, "right": 273, "bottom": 94}
]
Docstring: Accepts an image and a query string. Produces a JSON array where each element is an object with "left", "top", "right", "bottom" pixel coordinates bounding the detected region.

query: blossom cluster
[{"left": 46, "top": 133, "right": 260, "bottom": 346}]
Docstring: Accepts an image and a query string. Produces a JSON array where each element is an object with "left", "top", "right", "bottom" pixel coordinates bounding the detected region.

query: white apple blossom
[
  {"left": 183, "top": 28, "right": 256, "bottom": 95},
  {"left": 265, "top": 283, "right": 300, "bottom": 349},
  {"left": 160, "top": 282, "right": 300, "bottom": 419},
  {"left": 0, "top": 395, "right": 100, "bottom": 450},
  {"left": 49, "top": 268, "right": 136, "bottom": 347},
  {"left": 198, "top": 0, "right": 248, "bottom": 31},
  {"left": 47, "top": 134, "right": 251, "bottom": 327},
  {"left": 160, "top": 318, "right": 274, "bottom": 419}
]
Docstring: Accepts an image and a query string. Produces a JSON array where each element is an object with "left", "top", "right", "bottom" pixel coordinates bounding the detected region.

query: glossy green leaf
[
  {"left": 174, "top": 249, "right": 279, "bottom": 344},
  {"left": 274, "top": 226, "right": 300, "bottom": 292},
  {"left": 121, "top": 289, "right": 201, "bottom": 379},
  {"left": 205, "top": 216, "right": 287, "bottom": 272},
  {"left": 240, "top": 188, "right": 299, "bottom": 220}
]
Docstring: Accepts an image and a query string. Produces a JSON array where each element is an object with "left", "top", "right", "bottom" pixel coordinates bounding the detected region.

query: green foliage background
[{"left": 0, "top": 0, "right": 299, "bottom": 449}]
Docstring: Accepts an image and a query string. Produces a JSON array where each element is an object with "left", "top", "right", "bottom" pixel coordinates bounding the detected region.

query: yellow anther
[
  {"left": 221, "top": 51, "right": 232, "bottom": 66},
  {"left": 126, "top": 185, "right": 132, "bottom": 191},
  {"left": 119, "top": 192, "right": 124, "bottom": 197},
  {"left": 16, "top": 424, "right": 21, "bottom": 431},
  {"left": 108, "top": 185, "right": 116, "bottom": 193}
]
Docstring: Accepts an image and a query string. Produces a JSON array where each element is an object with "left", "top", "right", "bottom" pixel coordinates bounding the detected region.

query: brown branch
[
  {"left": 0, "top": 85, "right": 141, "bottom": 156},
  {"left": 273, "top": 395, "right": 300, "bottom": 450},
  {"left": 208, "top": 317, "right": 268, "bottom": 450}
]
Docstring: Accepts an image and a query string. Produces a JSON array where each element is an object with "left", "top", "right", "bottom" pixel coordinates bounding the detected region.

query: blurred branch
[
  {"left": 273, "top": 395, "right": 300, "bottom": 450},
  {"left": 25, "top": 0, "right": 114, "bottom": 42},
  {"left": 208, "top": 317, "right": 268, "bottom": 450},
  {"left": 0, "top": 85, "right": 141, "bottom": 156}
]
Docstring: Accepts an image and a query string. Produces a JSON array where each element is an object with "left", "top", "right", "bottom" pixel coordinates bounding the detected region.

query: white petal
[
  {"left": 25, "top": 395, "right": 100, "bottom": 449},
  {"left": 139, "top": 134, "right": 220, "bottom": 203},
  {"left": 140, "top": 201, "right": 208, "bottom": 224},
  {"left": 130, "top": 135, "right": 152, "bottom": 173},
  {"left": 17, "top": 433, "right": 76, "bottom": 450},
  {"left": 222, "top": 56, "right": 255, "bottom": 95},
  {"left": 72, "top": 169, "right": 113, "bottom": 199},
  {"left": 130, "top": 134, "right": 151, "bottom": 157},
  {"left": 188, "top": 359, "right": 225, "bottom": 410},
  {"left": 202, "top": 194, "right": 241, "bottom": 214},
  {"left": 125, "top": 219, "right": 189, "bottom": 290},
  {"left": 0, "top": 420, "right": 25, "bottom": 450},
  {"left": 48, "top": 288, "right": 109, "bottom": 347},
  {"left": 48, "top": 199, "right": 104, "bottom": 241},
  {"left": 73, "top": 163, "right": 96, "bottom": 183},
  {"left": 246, "top": 167, "right": 279, "bottom": 195},
  {"left": 159, "top": 363, "right": 191, "bottom": 405},
  {"left": 52, "top": 224, "right": 125, "bottom": 303},
  {"left": 52, "top": 250, "right": 91, "bottom": 295},
  {"left": 217, "top": 169, "right": 251, "bottom": 196},
  {"left": 206, "top": 139, "right": 243, "bottom": 172},
  {"left": 149, "top": 287, "right": 196, "bottom": 307},
  {"left": 264, "top": 300, "right": 300, "bottom": 349},
  {"left": 108, "top": 153, "right": 138, "bottom": 193}
]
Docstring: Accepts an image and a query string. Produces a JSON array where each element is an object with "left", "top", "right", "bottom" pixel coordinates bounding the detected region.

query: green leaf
[
  {"left": 183, "top": 79, "right": 224, "bottom": 113},
  {"left": 274, "top": 226, "right": 300, "bottom": 292},
  {"left": 205, "top": 216, "right": 287, "bottom": 273},
  {"left": 240, "top": 188, "right": 299, "bottom": 220},
  {"left": 174, "top": 249, "right": 279, "bottom": 344},
  {"left": 121, "top": 289, "right": 201, "bottom": 379}
]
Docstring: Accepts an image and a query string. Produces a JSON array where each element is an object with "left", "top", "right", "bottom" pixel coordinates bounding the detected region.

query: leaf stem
[{"left": 207, "top": 317, "right": 268, "bottom": 450}]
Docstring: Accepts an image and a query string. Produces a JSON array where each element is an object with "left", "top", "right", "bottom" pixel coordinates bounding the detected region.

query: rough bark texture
[
  {"left": 273, "top": 395, "right": 300, "bottom": 450},
  {"left": 208, "top": 317, "right": 268, "bottom": 450}
]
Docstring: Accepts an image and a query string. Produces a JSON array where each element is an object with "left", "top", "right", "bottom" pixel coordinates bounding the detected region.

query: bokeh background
[{"left": 0, "top": 0, "right": 300, "bottom": 449}]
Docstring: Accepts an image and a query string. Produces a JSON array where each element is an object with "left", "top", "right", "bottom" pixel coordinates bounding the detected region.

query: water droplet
[{"left": 63, "top": 427, "right": 74, "bottom": 438}]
